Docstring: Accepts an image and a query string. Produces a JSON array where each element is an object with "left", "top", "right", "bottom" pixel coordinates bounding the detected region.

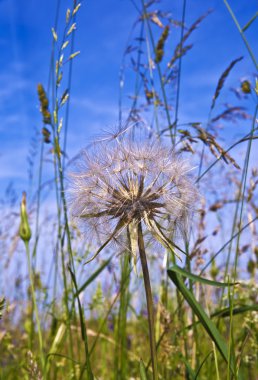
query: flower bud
[{"left": 19, "top": 192, "right": 32, "bottom": 242}]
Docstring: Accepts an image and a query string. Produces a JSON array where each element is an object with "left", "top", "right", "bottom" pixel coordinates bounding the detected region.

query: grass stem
[{"left": 25, "top": 241, "right": 45, "bottom": 377}]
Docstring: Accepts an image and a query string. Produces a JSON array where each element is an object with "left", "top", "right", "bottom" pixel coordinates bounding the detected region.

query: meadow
[{"left": 0, "top": 1, "right": 257, "bottom": 379}]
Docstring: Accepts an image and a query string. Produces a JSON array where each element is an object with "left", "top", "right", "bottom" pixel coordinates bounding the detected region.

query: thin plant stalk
[
  {"left": 114, "top": 252, "right": 131, "bottom": 380},
  {"left": 47, "top": 3, "right": 82, "bottom": 371},
  {"left": 122, "top": 21, "right": 144, "bottom": 129},
  {"left": 51, "top": 99, "right": 76, "bottom": 379},
  {"left": 200, "top": 215, "right": 258, "bottom": 275},
  {"left": 221, "top": 105, "right": 257, "bottom": 378},
  {"left": 137, "top": 222, "right": 158, "bottom": 380},
  {"left": 173, "top": 0, "right": 187, "bottom": 143},
  {"left": 25, "top": 241, "right": 45, "bottom": 377},
  {"left": 140, "top": 0, "right": 173, "bottom": 145},
  {"left": 212, "top": 342, "right": 221, "bottom": 380},
  {"left": 68, "top": 266, "right": 94, "bottom": 380},
  {"left": 224, "top": 106, "right": 258, "bottom": 285},
  {"left": 89, "top": 264, "right": 133, "bottom": 358},
  {"left": 223, "top": 0, "right": 258, "bottom": 70}
]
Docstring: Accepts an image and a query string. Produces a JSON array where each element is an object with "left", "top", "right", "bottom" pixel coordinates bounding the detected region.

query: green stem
[
  {"left": 89, "top": 263, "right": 132, "bottom": 358},
  {"left": 25, "top": 241, "right": 45, "bottom": 377},
  {"left": 223, "top": 0, "right": 258, "bottom": 70},
  {"left": 212, "top": 342, "right": 221, "bottom": 380},
  {"left": 69, "top": 267, "right": 94, "bottom": 380},
  {"left": 140, "top": 0, "right": 173, "bottom": 145},
  {"left": 138, "top": 222, "right": 158, "bottom": 380},
  {"left": 173, "top": 0, "right": 187, "bottom": 144}
]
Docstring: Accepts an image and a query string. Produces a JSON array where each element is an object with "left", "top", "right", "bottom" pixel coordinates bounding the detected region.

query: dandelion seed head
[{"left": 69, "top": 132, "right": 199, "bottom": 257}]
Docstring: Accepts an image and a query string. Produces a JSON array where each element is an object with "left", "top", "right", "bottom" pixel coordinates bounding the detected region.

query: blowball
[{"left": 69, "top": 132, "right": 199, "bottom": 261}]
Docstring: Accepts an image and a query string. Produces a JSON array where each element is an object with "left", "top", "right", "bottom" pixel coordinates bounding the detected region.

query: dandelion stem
[
  {"left": 137, "top": 221, "right": 158, "bottom": 380},
  {"left": 114, "top": 252, "right": 130, "bottom": 379}
]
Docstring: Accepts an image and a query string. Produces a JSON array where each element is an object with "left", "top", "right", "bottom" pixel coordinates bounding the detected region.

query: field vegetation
[{"left": 0, "top": 1, "right": 257, "bottom": 379}]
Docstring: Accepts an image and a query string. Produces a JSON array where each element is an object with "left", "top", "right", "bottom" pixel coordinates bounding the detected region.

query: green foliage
[
  {"left": 139, "top": 359, "right": 148, "bottom": 380},
  {"left": 167, "top": 268, "right": 236, "bottom": 376}
]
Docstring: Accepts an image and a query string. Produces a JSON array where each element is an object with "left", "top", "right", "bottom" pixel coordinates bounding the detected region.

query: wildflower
[{"left": 69, "top": 133, "right": 198, "bottom": 264}]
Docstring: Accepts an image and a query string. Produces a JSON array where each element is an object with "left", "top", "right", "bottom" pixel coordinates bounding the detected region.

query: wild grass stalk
[
  {"left": 37, "top": 3, "right": 93, "bottom": 378},
  {"left": 172, "top": 0, "right": 187, "bottom": 143},
  {"left": 223, "top": 0, "right": 258, "bottom": 70},
  {"left": 19, "top": 193, "right": 45, "bottom": 376},
  {"left": 68, "top": 266, "right": 94, "bottom": 380},
  {"left": 220, "top": 6, "right": 258, "bottom": 376},
  {"left": 140, "top": 0, "right": 173, "bottom": 143},
  {"left": 212, "top": 342, "right": 221, "bottom": 380},
  {"left": 25, "top": 240, "right": 46, "bottom": 377}
]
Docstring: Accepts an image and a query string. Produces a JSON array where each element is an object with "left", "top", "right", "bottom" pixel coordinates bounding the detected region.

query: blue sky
[
  {"left": 0, "top": 0, "right": 257, "bottom": 299},
  {"left": 0, "top": 0, "right": 257, "bottom": 199}
]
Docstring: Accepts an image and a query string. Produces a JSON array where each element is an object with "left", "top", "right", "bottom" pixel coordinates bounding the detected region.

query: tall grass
[{"left": 0, "top": 1, "right": 257, "bottom": 379}]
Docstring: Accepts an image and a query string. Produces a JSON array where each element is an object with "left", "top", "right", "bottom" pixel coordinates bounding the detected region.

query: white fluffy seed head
[{"left": 69, "top": 133, "right": 199, "bottom": 256}]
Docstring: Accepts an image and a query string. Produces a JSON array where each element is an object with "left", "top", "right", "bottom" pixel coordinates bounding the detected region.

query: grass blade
[
  {"left": 139, "top": 359, "right": 148, "bottom": 380},
  {"left": 242, "top": 12, "right": 258, "bottom": 32},
  {"left": 180, "top": 355, "right": 197, "bottom": 379},
  {"left": 75, "top": 254, "right": 114, "bottom": 296},
  {"left": 194, "top": 351, "right": 213, "bottom": 380},
  {"left": 180, "top": 304, "right": 258, "bottom": 334},
  {"left": 169, "top": 265, "right": 238, "bottom": 287},
  {"left": 212, "top": 304, "right": 258, "bottom": 318},
  {"left": 45, "top": 323, "right": 66, "bottom": 375},
  {"left": 68, "top": 265, "right": 94, "bottom": 380},
  {"left": 167, "top": 269, "right": 236, "bottom": 376}
]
